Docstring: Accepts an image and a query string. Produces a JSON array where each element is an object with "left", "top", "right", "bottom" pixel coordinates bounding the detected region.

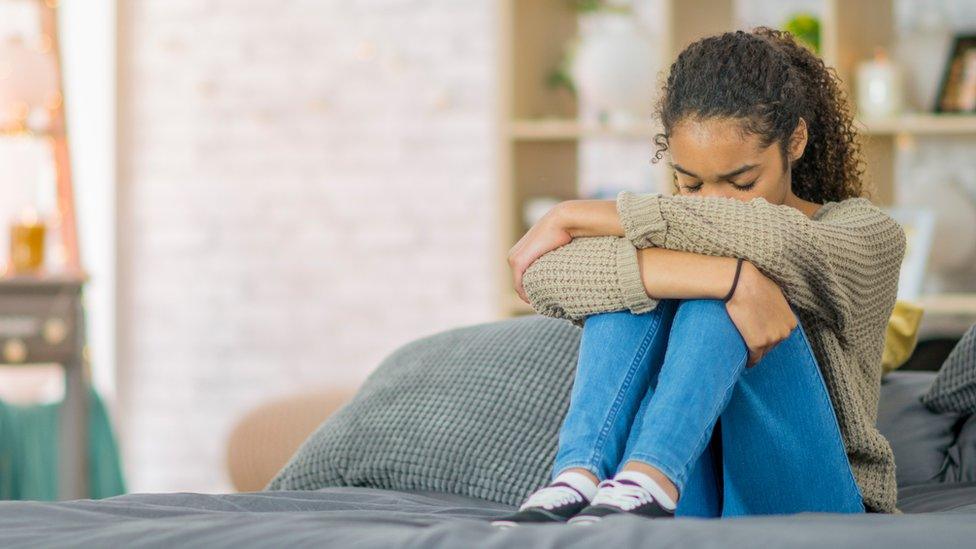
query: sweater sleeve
[
  {"left": 616, "top": 191, "right": 907, "bottom": 332},
  {"left": 521, "top": 235, "right": 658, "bottom": 328}
]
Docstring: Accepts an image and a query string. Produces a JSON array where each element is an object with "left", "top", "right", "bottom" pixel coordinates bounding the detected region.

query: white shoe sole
[{"left": 567, "top": 515, "right": 602, "bottom": 526}]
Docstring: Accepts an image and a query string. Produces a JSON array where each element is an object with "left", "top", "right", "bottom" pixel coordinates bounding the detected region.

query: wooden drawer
[{"left": 0, "top": 290, "right": 77, "bottom": 365}]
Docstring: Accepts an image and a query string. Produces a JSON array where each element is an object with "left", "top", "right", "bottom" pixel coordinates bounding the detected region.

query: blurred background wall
[
  {"left": 51, "top": 0, "right": 976, "bottom": 494},
  {"left": 115, "top": 0, "right": 496, "bottom": 492}
]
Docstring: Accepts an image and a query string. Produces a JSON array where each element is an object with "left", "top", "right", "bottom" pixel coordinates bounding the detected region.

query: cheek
[{"left": 754, "top": 169, "right": 791, "bottom": 201}]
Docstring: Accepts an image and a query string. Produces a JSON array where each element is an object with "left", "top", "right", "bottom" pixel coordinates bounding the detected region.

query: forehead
[{"left": 668, "top": 118, "right": 772, "bottom": 172}]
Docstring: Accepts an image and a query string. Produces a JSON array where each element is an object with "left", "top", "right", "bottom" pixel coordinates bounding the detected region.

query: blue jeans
[{"left": 550, "top": 298, "right": 865, "bottom": 517}]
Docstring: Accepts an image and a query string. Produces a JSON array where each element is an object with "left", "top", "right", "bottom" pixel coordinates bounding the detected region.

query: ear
[{"left": 788, "top": 117, "right": 808, "bottom": 162}]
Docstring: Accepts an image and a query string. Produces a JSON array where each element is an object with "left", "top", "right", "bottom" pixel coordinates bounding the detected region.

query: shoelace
[
  {"left": 520, "top": 484, "right": 583, "bottom": 511},
  {"left": 590, "top": 479, "right": 654, "bottom": 511}
]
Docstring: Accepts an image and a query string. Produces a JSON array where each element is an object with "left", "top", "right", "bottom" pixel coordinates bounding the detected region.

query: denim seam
[
  {"left": 584, "top": 313, "right": 664, "bottom": 476},
  {"left": 629, "top": 351, "right": 747, "bottom": 492},
  {"left": 674, "top": 352, "right": 747, "bottom": 483}
]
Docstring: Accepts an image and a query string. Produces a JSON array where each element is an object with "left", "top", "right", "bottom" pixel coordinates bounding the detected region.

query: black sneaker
[
  {"left": 567, "top": 479, "right": 675, "bottom": 525},
  {"left": 490, "top": 482, "right": 590, "bottom": 528}
]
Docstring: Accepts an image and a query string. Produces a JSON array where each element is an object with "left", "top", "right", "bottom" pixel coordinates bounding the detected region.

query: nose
[{"left": 698, "top": 185, "right": 733, "bottom": 200}]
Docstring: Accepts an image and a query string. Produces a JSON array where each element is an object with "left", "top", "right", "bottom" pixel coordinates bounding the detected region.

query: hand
[
  {"left": 508, "top": 203, "right": 573, "bottom": 303},
  {"left": 724, "top": 261, "right": 798, "bottom": 367}
]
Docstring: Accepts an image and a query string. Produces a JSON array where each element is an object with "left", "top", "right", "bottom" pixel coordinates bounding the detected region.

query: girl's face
[{"left": 667, "top": 117, "right": 807, "bottom": 206}]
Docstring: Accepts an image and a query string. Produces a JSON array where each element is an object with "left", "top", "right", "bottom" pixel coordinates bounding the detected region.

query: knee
[
  {"left": 671, "top": 299, "right": 748, "bottom": 360},
  {"left": 673, "top": 299, "right": 738, "bottom": 333},
  {"left": 585, "top": 309, "right": 642, "bottom": 327},
  {"left": 676, "top": 298, "right": 728, "bottom": 316},
  {"left": 583, "top": 301, "right": 676, "bottom": 333}
]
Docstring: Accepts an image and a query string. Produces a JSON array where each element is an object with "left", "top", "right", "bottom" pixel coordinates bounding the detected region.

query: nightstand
[{"left": 0, "top": 273, "right": 88, "bottom": 500}]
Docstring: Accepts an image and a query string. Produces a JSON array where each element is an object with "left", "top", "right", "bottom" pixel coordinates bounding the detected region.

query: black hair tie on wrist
[{"left": 723, "top": 257, "right": 745, "bottom": 303}]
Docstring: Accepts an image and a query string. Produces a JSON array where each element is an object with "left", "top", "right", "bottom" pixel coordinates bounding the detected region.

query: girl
[{"left": 492, "top": 27, "right": 905, "bottom": 526}]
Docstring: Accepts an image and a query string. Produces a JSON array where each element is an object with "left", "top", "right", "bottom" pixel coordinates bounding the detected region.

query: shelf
[
  {"left": 511, "top": 115, "right": 976, "bottom": 142},
  {"left": 0, "top": 129, "right": 58, "bottom": 139},
  {"left": 510, "top": 119, "right": 656, "bottom": 141},
  {"left": 498, "top": 1, "right": 976, "bottom": 321},
  {"left": 501, "top": 295, "right": 976, "bottom": 338},
  {"left": 0, "top": 269, "right": 88, "bottom": 289},
  {"left": 917, "top": 293, "right": 976, "bottom": 317},
  {"left": 858, "top": 114, "right": 976, "bottom": 136}
]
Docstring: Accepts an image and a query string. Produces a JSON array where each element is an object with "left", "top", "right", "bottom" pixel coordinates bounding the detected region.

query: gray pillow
[
  {"left": 944, "top": 413, "right": 976, "bottom": 483},
  {"left": 266, "top": 315, "right": 581, "bottom": 506},
  {"left": 922, "top": 324, "right": 976, "bottom": 414},
  {"left": 877, "top": 372, "right": 963, "bottom": 486}
]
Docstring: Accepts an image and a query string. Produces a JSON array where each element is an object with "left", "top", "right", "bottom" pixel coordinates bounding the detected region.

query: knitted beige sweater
[{"left": 521, "top": 191, "right": 906, "bottom": 513}]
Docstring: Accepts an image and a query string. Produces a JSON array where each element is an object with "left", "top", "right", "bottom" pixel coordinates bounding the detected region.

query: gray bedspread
[{"left": 2, "top": 485, "right": 975, "bottom": 548}]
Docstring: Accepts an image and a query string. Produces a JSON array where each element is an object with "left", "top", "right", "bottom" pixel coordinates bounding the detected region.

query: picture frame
[
  {"left": 935, "top": 34, "right": 976, "bottom": 113},
  {"left": 883, "top": 206, "right": 935, "bottom": 301}
]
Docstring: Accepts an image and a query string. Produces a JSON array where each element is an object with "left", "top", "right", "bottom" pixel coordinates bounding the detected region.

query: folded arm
[
  {"left": 523, "top": 192, "right": 906, "bottom": 332},
  {"left": 614, "top": 191, "right": 906, "bottom": 331},
  {"left": 521, "top": 236, "right": 740, "bottom": 328}
]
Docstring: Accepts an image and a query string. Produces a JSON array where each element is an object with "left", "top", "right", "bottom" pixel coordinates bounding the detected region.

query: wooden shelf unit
[
  {"left": 511, "top": 113, "right": 976, "bottom": 141},
  {"left": 496, "top": 0, "right": 976, "bottom": 319},
  {"left": 859, "top": 114, "right": 976, "bottom": 136},
  {"left": 0, "top": 1, "right": 89, "bottom": 501}
]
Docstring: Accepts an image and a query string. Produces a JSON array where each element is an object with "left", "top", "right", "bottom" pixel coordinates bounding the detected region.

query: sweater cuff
[
  {"left": 617, "top": 190, "right": 667, "bottom": 248},
  {"left": 614, "top": 237, "right": 657, "bottom": 314}
]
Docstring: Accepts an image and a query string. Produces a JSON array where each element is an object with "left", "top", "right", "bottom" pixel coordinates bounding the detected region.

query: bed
[
  {"left": 2, "top": 482, "right": 975, "bottom": 548},
  {"left": 2, "top": 318, "right": 975, "bottom": 548}
]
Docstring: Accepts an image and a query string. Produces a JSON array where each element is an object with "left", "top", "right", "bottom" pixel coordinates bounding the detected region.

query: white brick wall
[
  {"left": 114, "top": 0, "right": 976, "bottom": 495},
  {"left": 117, "top": 0, "right": 497, "bottom": 493}
]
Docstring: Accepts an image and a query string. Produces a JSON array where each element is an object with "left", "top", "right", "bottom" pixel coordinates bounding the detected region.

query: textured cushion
[
  {"left": 877, "top": 372, "right": 964, "bottom": 486},
  {"left": 881, "top": 300, "right": 923, "bottom": 373},
  {"left": 266, "top": 316, "right": 972, "bottom": 505},
  {"left": 922, "top": 324, "right": 976, "bottom": 414},
  {"left": 265, "top": 315, "right": 580, "bottom": 506},
  {"left": 945, "top": 414, "right": 976, "bottom": 483}
]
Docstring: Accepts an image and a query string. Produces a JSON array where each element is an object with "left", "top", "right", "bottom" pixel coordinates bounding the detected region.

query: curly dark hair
[{"left": 652, "top": 27, "right": 866, "bottom": 203}]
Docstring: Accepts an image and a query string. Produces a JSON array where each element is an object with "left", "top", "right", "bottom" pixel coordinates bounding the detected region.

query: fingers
[
  {"left": 508, "top": 253, "right": 529, "bottom": 304},
  {"left": 747, "top": 346, "right": 767, "bottom": 368},
  {"left": 509, "top": 237, "right": 546, "bottom": 304},
  {"left": 516, "top": 274, "right": 528, "bottom": 303},
  {"left": 747, "top": 329, "right": 793, "bottom": 368},
  {"left": 507, "top": 237, "right": 524, "bottom": 259}
]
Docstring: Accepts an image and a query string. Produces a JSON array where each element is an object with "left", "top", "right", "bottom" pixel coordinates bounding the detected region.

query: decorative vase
[{"left": 571, "top": 12, "right": 657, "bottom": 128}]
